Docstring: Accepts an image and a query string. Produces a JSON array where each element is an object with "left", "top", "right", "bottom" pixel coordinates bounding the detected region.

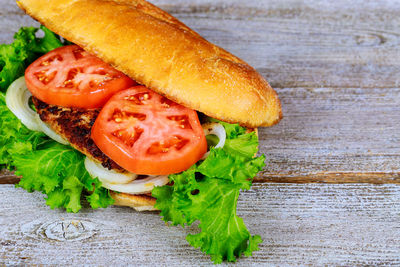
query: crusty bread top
[{"left": 17, "top": 0, "right": 282, "bottom": 127}]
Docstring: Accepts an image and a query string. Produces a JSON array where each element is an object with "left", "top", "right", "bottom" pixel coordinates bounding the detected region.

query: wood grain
[
  {"left": 259, "top": 87, "right": 400, "bottom": 180},
  {"left": 1, "top": 0, "right": 400, "bottom": 265},
  {"left": 3, "top": 0, "right": 400, "bottom": 89},
  {"left": 1, "top": 184, "right": 399, "bottom": 265},
  {"left": 157, "top": 0, "right": 400, "bottom": 89},
  {"left": 0, "top": 170, "right": 19, "bottom": 184},
  {"left": 1, "top": 0, "right": 400, "bottom": 183}
]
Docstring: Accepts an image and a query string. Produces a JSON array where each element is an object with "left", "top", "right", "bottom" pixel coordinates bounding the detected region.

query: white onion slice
[
  {"left": 201, "top": 122, "right": 226, "bottom": 159},
  {"left": 84, "top": 157, "right": 138, "bottom": 184},
  {"left": 5, "top": 76, "right": 69, "bottom": 145},
  {"left": 5, "top": 76, "right": 42, "bottom": 131},
  {"left": 100, "top": 175, "right": 169, "bottom": 195},
  {"left": 35, "top": 115, "right": 69, "bottom": 145}
]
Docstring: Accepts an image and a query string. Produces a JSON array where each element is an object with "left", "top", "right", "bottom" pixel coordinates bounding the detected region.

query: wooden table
[{"left": 1, "top": 0, "right": 400, "bottom": 265}]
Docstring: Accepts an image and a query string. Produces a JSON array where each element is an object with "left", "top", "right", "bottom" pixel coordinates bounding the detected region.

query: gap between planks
[
  {"left": 1, "top": 183, "right": 399, "bottom": 265},
  {"left": 2, "top": 172, "right": 400, "bottom": 184},
  {"left": 257, "top": 172, "right": 400, "bottom": 184}
]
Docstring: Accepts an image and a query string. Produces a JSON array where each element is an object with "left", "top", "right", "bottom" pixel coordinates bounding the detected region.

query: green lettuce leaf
[
  {"left": 0, "top": 93, "right": 46, "bottom": 166},
  {"left": 208, "top": 118, "right": 246, "bottom": 139},
  {"left": 14, "top": 142, "right": 114, "bottom": 213},
  {"left": 0, "top": 26, "right": 64, "bottom": 92},
  {"left": 0, "top": 26, "right": 114, "bottom": 212},
  {"left": 153, "top": 122, "right": 264, "bottom": 263},
  {"left": 223, "top": 131, "right": 259, "bottom": 158},
  {"left": 198, "top": 149, "right": 265, "bottom": 190}
]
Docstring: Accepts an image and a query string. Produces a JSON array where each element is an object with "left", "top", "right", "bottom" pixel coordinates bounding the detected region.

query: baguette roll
[{"left": 17, "top": 0, "right": 282, "bottom": 127}]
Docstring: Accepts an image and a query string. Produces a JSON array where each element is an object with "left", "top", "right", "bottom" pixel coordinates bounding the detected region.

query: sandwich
[{"left": 1, "top": 0, "right": 281, "bottom": 263}]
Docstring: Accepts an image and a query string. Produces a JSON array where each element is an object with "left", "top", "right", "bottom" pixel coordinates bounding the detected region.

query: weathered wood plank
[
  {"left": 2, "top": 172, "right": 400, "bottom": 185},
  {"left": 0, "top": 184, "right": 399, "bottom": 265},
  {"left": 0, "top": 170, "right": 20, "bottom": 185},
  {"left": 257, "top": 172, "right": 400, "bottom": 184},
  {"left": 1, "top": 1, "right": 400, "bottom": 266},
  {"left": 0, "top": 176, "right": 19, "bottom": 184},
  {"left": 2, "top": 0, "right": 400, "bottom": 89},
  {"left": 259, "top": 87, "right": 400, "bottom": 179},
  {"left": 158, "top": 0, "right": 400, "bottom": 89}
]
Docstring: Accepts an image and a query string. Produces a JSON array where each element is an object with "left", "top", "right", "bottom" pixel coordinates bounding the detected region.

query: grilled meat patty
[{"left": 32, "top": 97, "right": 124, "bottom": 171}]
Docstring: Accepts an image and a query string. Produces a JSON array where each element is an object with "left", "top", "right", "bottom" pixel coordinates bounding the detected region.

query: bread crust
[
  {"left": 17, "top": 0, "right": 282, "bottom": 127},
  {"left": 110, "top": 191, "right": 157, "bottom": 211}
]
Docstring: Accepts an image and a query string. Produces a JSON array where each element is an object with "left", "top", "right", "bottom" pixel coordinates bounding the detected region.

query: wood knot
[
  {"left": 355, "top": 34, "right": 386, "bottom": 46},
  {"left": 21, "top": 219, "right": 98, "bottom": 242}
]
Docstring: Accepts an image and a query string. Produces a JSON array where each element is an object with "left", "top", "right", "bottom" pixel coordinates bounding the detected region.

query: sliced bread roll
[{"left": 17, "top": 0, "right": 282, "bottom": 128}]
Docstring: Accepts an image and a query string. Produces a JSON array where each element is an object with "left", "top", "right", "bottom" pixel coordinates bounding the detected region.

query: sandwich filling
[
  {"left": 32, "top": 96, "right": 124, "bottom": 171},
  {"left": 24, "top": 44, "right": 208, "bottom": 177}
]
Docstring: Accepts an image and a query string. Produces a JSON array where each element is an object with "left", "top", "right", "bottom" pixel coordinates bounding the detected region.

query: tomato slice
[
  {"left": 25, "top": 45, "right": 136, "bottom": 108},
  {"left": 91, "top": 86, "right": 207, "bottom": 175}
]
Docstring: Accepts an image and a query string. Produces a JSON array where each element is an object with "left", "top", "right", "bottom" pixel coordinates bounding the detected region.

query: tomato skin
[
  {"left": 25, "top": 45, "right": 136, "bottom": 108},
  {"left": 91, "top": 86, "right": 207, "bottom": 175}
]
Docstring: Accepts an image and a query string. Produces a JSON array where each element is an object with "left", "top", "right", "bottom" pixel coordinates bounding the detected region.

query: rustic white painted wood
[
  {"left": 1, "top": 0, "right": 400, "bottom": 182},
  {"left": 3, "top": 0, "right": 400, "bottom": 88},
  {"left": 1, "top": 184, "right": 400, "bottom": 265},
  {"left": 260, "top": 87, "right": 400, "bottom": 182},
  {"left": 1, "top": 0, "right": 400, "bottom": 265}
]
